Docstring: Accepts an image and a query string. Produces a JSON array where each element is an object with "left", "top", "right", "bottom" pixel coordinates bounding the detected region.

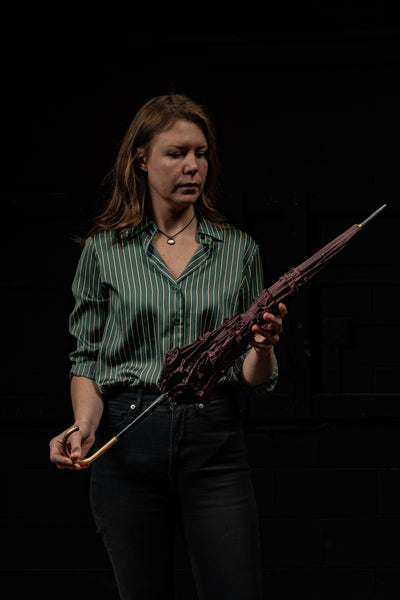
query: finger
[
  {"left": 58, "top": 458, "right": 80, "bottom": 470},
  {"left": 50, "top": 435, "right": 81, "bottom": 468},
  {"left": 62, "top": 430, "right": 84, "bottom": 461},
  {"left": 278, "top": 303, "right": 288, "bottom": 317},
  {"left": 70, "top": 442, "right": 83, "bottom": 461},
  {"left": 262, "top": 311, "right": 282, "bottom": 323},
  {"left": 252, "top": 329, "right": 280, "bottom": 345},
  {"left": 254, "top": 319, "right": 281, "bottom": 337},
  {"left": 50, "top": 452, "right": 77, "bottom": 470},
  {"left": 53, "top": 449, "right": 88, "bottom": 470},
  {"left": 256, "top": 332, "right": 280, "bottom": 345},
  {"left": 262, "top": 306, "right": 287, "bottom": 323},
  {"left": 252, "top": 316, "right": 274, "bottom": 331}
]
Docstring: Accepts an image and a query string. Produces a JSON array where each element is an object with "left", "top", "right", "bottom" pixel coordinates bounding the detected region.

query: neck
[{"left": 152, "top": 206, "right": 197, "bottom": 236}]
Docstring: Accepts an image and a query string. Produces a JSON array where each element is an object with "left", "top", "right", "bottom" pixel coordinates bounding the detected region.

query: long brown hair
[{"left": 85, "top": 94, "right": 226, "bottom": 242}]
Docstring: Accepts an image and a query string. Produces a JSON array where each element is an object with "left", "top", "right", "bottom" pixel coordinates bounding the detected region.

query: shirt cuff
[
  {"left": 232, "top": 351, "right": 279, "bottom": 396},
  {"left": 69, "top": 361, "right": 97, "bottom": 380}
]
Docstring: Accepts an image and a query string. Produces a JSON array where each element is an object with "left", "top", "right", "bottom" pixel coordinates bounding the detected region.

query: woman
[{"left": 50, "top": 93, "right": 287, "bottom": 599}]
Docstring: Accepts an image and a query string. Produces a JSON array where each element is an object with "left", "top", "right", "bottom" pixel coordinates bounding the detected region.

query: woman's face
[{"left": 140, "top": 119, "right": 209, "bottom": 212}]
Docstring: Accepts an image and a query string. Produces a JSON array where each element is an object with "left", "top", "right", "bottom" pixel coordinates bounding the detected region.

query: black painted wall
[{"left": 3, "top": 18, "right": 400, "bottom": 600}]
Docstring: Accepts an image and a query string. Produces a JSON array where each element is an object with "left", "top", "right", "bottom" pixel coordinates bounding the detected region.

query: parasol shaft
[
  {"left": 115, "top": 392, "right": 168, "bottom": 439},
  {"left": 358, "top": 203, "right": 387, "bottom": 228}
]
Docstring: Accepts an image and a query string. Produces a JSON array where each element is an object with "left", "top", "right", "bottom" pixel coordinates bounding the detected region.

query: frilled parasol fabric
[{"left": 158, "top": 204, "right": 387, "bottom": 404}]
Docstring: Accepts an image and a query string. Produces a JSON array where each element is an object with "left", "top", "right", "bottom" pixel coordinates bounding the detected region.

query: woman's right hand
[{"left": 49, "top": 421, "right": 95, "bottom": 470}]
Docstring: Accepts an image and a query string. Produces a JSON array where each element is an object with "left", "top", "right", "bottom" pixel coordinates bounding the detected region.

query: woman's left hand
[{"left": 250, "top": 302, "right": 288, "bottom": 352}]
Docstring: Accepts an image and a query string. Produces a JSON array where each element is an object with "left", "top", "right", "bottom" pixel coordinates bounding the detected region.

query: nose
[{"left": 183, "top": 152, "right": 199, "bottom": 174}]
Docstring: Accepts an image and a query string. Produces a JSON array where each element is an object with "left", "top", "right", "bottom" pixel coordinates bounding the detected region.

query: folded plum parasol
[{"left": 62, "top": 204, "right": 387, "bottom": 465}]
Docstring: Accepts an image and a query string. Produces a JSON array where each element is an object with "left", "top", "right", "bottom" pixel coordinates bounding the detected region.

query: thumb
[{"left": 69, "top": 431, "right": 83, "bottom": 460}]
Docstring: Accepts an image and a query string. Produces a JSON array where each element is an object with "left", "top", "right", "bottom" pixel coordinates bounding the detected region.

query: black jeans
[{"left": 90, "top": 388, "right": 262, "bottom": 600}]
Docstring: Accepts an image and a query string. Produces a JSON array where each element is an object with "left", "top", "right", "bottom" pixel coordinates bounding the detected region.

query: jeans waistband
[{"left": 102, "top": 385, "right": 234, "bottom": 411}]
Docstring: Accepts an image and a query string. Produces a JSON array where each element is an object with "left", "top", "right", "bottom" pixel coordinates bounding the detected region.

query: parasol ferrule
[{"left": 358, "top": 203, "right": 387, "bottom": 228}]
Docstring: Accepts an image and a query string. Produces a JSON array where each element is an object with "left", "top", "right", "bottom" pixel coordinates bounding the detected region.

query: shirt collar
[
  {"left": 197, "top": 217, "right": 225, "bottom": 242},
  {"left": 119, "top": 216, "right": 156, "bottom": 241},
  {"left": 119, "top": 215, "right": 225, "bottom": 243}
]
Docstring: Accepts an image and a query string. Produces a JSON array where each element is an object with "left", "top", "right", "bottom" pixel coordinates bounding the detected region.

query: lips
[{"left": 177, "top": 183, "right": 200, "bottom": 188}]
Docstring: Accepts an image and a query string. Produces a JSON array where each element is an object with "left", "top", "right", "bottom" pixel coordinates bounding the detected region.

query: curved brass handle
[
  {"left": 61, "top": 392, "right": 168, "bottom": 466},
  {"left": 62, "top": 426, "right": 118, "bottom": 466}
]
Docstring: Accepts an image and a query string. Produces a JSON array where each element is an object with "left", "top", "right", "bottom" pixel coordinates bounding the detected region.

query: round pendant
[{"left": 167, "top": 238, "right": 175, "bottom": 245}]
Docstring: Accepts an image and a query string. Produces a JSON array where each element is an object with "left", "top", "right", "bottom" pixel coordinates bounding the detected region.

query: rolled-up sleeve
[
  {"left": 69, "top": 237, "right": 108, "bottom": 379},
  {"left": 232, "top": 242, "right": 278, "bottom": 395}
]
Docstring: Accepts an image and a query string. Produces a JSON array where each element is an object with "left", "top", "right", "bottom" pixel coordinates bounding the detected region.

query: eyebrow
[{"left": 166, "top": 144, "right": 208, "bottom": 150}]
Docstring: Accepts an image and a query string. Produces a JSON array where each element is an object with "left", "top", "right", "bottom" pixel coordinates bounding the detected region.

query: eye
[{"left": 197, "top": 145, "right": 209, "bottom": 157}]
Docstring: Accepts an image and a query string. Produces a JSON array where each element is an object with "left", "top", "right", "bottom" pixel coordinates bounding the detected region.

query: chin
[{"left": 174, "top": 193, "right": 201, "bottom": 206}]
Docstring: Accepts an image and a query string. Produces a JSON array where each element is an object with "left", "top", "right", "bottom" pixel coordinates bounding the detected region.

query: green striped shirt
[{"left": 69, "top": 216, "right": 278, "bottom": 396}]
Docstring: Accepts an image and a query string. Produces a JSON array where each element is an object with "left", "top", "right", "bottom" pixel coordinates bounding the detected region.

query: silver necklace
[{"left": 157, "top": 213, "right": 196, "bottom": 245}]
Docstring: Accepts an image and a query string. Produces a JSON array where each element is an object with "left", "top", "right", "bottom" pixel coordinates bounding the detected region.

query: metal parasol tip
[{"left": 358, "top": 203, "right": 387, "bottom": 228}]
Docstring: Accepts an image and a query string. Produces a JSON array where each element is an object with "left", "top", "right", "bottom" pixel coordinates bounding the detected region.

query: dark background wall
[{"left": 2, "top": 10, "right": 400, "bottom": 600}]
